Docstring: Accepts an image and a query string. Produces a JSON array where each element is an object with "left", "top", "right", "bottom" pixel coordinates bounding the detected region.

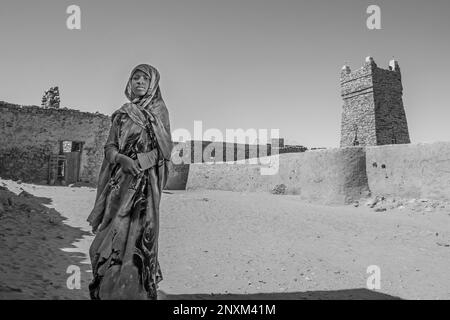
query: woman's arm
[{"left": 104, "top": 115, "right": 121, "bottom": 164}]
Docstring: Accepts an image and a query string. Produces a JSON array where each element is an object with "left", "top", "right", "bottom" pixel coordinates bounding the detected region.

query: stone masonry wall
[
  {"left": 173, "top": 140, "right": 306, "bottom": 164},
  {"left": 340, "top": 60, "right": 377, "bottom": 147},
  {"left": 372, "top": 66, "right": 410, "bottom": 145},
  {"left": 0, "top": 101, "right": 111, "bottom": 184}
]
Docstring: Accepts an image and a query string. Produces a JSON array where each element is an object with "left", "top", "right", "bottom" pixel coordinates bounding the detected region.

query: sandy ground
[
  {"left": 1, "top": 178, "right": 449, "bottom": 300},
  {"left": 0, "top": 181, "right": 91, "bottom": 299}
]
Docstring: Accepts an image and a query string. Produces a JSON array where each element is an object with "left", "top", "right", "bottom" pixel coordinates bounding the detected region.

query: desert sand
[{"left": 0, "top": 178, "right": 449, "bottom": 300}]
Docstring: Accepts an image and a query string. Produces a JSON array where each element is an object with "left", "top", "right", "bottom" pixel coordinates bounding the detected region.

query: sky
[{"left": 1, "top": 0, "right": 449, "bottom": 148}]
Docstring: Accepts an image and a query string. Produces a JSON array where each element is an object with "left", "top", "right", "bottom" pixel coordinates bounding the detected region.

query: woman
[{"left": 87, "top": 64, "right": 173, "bottom": 300}]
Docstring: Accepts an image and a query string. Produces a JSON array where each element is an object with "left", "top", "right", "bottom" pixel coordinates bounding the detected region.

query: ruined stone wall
[
  {"left": 176, "top": 141, "right": 272, "bottom": 163},
  {"left": 278, "top": 145, "right": 308, "bottom": 154},
  {"left": 0, "top": 101, "right": 110, "bottom": 184},
  {"left": 174, "top": 140, "right": 305, "bottom": 165},
  {"left": 340, "top": 57, "right": 410, "bottom": 147}
]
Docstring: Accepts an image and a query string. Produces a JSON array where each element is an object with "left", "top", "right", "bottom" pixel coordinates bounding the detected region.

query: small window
[
  {"left": 60, "top": 141, "right": 84, "bottom": 153},
  {"left": 72, "top": 142, "right": 83, "bottom": 152},
  {"left": 61, "top": 141, "right": 72, "bottom": 153}
]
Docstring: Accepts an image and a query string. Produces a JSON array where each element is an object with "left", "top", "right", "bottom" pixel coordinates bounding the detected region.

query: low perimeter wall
[
  {"left": 366, "top": 142, "right": 450, "bottom": 201},
  {"left": 185, "top": 147, "right": 370, "bottom": 205},
  {"left": 173, "top": 142, "right": 450, "bottom": 204}
]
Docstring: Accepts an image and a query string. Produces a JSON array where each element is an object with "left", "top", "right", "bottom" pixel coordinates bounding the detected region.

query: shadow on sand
[{"left": 160, "top": 288, "right": 401, "bottom": 300}]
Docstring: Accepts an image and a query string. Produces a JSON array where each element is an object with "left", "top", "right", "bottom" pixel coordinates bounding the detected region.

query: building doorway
[{"left": 59, "top": 141, "right": 83, "bottom": 185}]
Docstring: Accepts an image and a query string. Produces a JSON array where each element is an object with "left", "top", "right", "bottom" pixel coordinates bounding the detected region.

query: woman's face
[{"left": 131, "top": 70, "right": 150, "bottom": 97}]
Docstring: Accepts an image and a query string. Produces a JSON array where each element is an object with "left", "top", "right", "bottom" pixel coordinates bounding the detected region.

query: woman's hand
[{"left": 116, "top": 154, "right": 142, "bottom": 176}]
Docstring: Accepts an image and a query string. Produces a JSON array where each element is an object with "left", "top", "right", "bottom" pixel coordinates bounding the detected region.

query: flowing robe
[{"left": 87, "top": 102, "right": 172, "bottom": 300}]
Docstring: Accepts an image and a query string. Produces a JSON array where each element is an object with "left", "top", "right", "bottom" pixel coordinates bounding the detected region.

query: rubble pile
[{"left": 354, "top": 195, "right": 449, "bottom": 214}]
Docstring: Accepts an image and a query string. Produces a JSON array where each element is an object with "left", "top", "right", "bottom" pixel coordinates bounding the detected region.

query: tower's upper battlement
[
  {"left": 340, "top": 56, "right": 402, "bottom": 100},
  {"left": 341, "top": 56, "right": 400, "bottom": 81}
]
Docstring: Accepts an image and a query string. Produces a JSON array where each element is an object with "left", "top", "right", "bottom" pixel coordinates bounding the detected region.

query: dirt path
[{"left": 1, "top": 179, "right": 449, "bottom": 299}]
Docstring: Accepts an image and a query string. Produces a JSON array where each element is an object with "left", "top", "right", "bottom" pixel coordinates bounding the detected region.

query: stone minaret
[{"left": 340, "top": 56, "right": 410, "bottom": 147}]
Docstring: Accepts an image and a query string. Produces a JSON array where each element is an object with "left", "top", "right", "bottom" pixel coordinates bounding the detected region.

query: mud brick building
[
  {"left": 340, "top": 57, "right": 411, "bottom": 147},
  {"left": 0, "top": 101, "right": 110, "bottom": 185}
]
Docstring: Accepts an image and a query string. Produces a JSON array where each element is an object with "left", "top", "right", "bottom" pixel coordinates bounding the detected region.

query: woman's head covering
[
  {"left": 113, "top": 64, "right": 173, "bottom": 161},
  {"left": 125, "top": 64, "right": 161, "bottom": 109}
]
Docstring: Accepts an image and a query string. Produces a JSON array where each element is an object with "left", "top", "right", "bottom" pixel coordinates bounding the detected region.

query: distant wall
[
  {"left": 166, "top": 140, "right": 307, "bottom": 191},
  {"left": 174, "top": 140, "right": 306, "bottom": 164},
  {"left": 186, "top": 147, "right": 370, "bottom": 205},
  {"left": 0, "top": 101, "right": 110, "bottom": 184},
  {"left": 185, "top": 142, "right": 450, "bottom": 204},
  {"left": 366, "top": 142, "right": 450, "bottom": 201},
  {"left": 176, "top": 141, "right": 271, "bottom": 163}
]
